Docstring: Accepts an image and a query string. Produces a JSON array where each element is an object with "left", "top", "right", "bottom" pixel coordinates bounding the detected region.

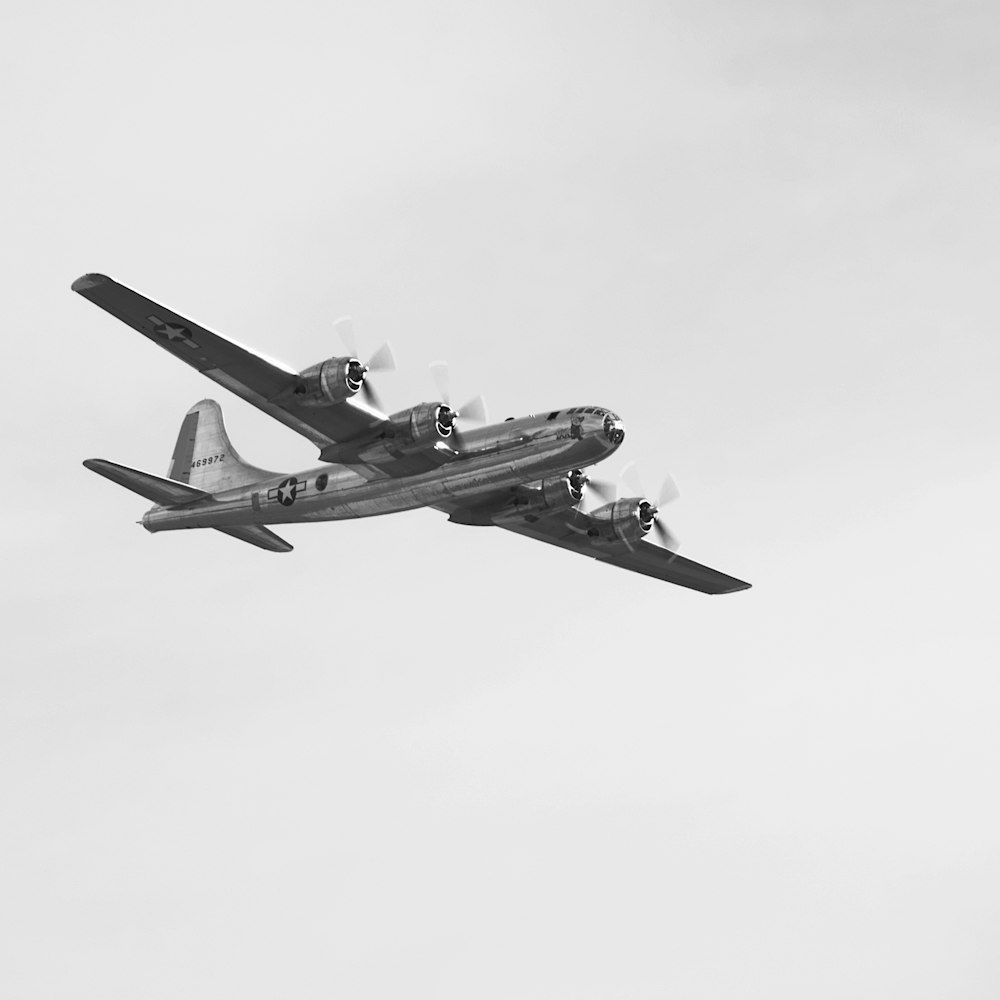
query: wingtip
[
  {"left": 72, "top": 273, "right": 110, "bottom": 293},
  {"left": 82, "top": 458, "right": 122, "bottom": 478}
]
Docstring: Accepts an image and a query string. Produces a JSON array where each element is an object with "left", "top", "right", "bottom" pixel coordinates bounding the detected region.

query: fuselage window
[{"left": 316, "top": 473, "right": 328, "bottom": 491}]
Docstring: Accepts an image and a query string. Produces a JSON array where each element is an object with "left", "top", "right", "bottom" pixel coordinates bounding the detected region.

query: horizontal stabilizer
[
  {"left": 83, "top": 458, "right": 209, "bottom": 507},
  {"left": 214, "top": 525, "right": 293, "bottom": 553}
]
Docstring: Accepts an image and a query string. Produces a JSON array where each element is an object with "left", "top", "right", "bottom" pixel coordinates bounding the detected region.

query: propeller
[
  {"left": 619, "top": 460, "right": 681, "bottom": 552},
  {"left": 334, "top": 316, "right": 397, "bottom": 409},
  {"left": 567, "top": 466, "right": 678, "bottom": 553},
  {"left": 428, "top": 361, "right": 488, "bottom": 447},
  {"left": 573, "top": 469, "right": 616, "bottom": 510}
]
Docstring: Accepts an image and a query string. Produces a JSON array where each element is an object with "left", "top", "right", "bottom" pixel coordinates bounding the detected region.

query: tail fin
[{"left": 168, "top": 399, "right": 278, "bottom": 493}]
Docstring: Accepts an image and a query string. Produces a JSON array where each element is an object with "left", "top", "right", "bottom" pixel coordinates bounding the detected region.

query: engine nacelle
[
  {"left": 588, "top": 497, "right": 656, "bottom": 545},
  {"left": 541, "top": 472, "right": 585, "bottom": 510},
  {"left": 513, "top": 470, "right": 586, "bottom": 515},
  {"left": 293, "top": 356, "right": 366, "bottom": 406},
  {"left": 348, "top": 402, "right": 455, "bottom": 467},
  {"left": 386, "top": 402, "right": 455, "bottom": 448}
]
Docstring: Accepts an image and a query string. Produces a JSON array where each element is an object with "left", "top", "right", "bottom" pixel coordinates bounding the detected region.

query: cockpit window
[{"left": 547, "top": 411, "right": 560, "bottom": 420}]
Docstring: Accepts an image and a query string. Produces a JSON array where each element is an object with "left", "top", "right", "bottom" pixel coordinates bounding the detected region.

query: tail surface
[
  {"left": 83, "top": 457, "right": 294, "bottom": 553},
  {"left": 83, "top": 458, "right": 209, "bottom": 506},
  {"left": 215, "top": 525, "right": 294, "bottom": 553},
  {"left": 84, "top": 399, "right": 293, "bottom": 553},
  {"left": 168, "top": 399, "right": 278, "bottom": 493}
]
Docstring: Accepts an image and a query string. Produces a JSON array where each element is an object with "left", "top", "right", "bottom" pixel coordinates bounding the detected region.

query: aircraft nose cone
[{"left": 602, "top": 413, "right": 625, "bottom": 446}]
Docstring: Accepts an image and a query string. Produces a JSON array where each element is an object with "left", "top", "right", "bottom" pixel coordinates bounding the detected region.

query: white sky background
[{"left": 2, "top": 0, "right": 999, "bottom": 996}]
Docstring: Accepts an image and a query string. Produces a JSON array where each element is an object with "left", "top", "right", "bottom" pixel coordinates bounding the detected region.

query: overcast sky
[{"left": 3, "top": 1, "right": 999, "bottom": 997}]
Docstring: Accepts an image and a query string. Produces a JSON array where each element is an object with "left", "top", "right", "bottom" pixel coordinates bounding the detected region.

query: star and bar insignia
[
  {"left": 148, "top": 315, "right": 201, "bottom": 349},
  {"left": 268, "top": 477, "right": 303, "bottom": 506}
]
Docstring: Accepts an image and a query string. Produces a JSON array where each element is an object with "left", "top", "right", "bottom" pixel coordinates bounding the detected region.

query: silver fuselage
[{"left": 142, "top": 407, "right": 622, "bottom": 533}]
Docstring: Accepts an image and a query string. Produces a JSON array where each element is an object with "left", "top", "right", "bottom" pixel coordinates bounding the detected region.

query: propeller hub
[
  {"left": 437, "top": 405, "right": 458, "bottom": 434},
  {"left": 638, "top": 500, "right": 658, "bottom": 530},
  {"left": 345, "top": 359, "right": 368, "bottom": 393},
  {"left": 568, "top": 469, "right": 587, "bottom": 500}
]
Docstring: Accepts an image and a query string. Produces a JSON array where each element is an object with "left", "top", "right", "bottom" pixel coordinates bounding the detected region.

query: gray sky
[{"left": 3, "top": 1, "right": 999, "bottom": 997}]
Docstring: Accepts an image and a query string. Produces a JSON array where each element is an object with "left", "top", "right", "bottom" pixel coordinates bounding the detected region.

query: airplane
[{"left": 73, "top": 273, "right": 751, "bottom": 595}]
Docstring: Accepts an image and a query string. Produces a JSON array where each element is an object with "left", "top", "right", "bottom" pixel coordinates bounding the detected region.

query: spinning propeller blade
[
  {"left": 573, "top": 473, "right": 614, "bottom": 513},
  {"left": 334, "top": 316, "right": 396, "bottom": 410},
  {"left": 587, "top": 476, "right": 616, "bottom": 503},
  {"left": 458, "top": 395, "right": 488, "bottom": 424},
  {"left": 367, "top": 341, "right": 397, "bottom": 373},
  {"left": 429, "top": 361, "right": 449, "bottom": 402},
  {"left": 333, "top": 316, "right": 358, "bottom": 359},
  {"left": 360, "top": 379, "right": 383, "bottom": 410},
  {"left": 653, "top": 519, "right": 681, "bottom": 553},
  {"left": 618, "top": 460, "right": 682, "bottom": 552},
  {"left": 429, "top": 362, "right": 488, "bottom": 449}
]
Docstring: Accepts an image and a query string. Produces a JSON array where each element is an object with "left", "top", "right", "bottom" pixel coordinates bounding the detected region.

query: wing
[
  {"left": 491, "top": 505, "right": 751, "bottom": 595},
  {"left": 72, "top": 273, "right": 388, "bottom": 452}
]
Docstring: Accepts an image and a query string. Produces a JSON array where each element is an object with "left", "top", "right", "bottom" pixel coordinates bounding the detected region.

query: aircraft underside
[
  {"left": 141, "top": 431, "right": 593, "bottom": 532},
  {"left": 75, "top": 272, "right": 751, "bottom": 594}
]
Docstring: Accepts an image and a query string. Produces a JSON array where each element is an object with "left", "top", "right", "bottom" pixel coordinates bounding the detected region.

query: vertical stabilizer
[{"left": 168, "top": 399, "right": 279, "bottom": 493}]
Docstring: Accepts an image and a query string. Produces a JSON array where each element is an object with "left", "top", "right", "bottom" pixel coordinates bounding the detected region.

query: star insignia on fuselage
[{"left": 272, "top": 477, "right": 300, "bottom": 506}]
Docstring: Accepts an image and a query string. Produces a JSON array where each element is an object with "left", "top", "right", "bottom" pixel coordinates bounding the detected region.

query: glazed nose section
[{"left": 603, "top": 414, "right": 625, "bottom": 446}]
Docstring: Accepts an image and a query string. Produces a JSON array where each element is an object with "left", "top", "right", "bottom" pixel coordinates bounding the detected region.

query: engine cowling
[
  {"left": 588, "top": 497, "right": 657, "bottom": 545},
  {"left": 511, "top": 470, "right": 585, "bottom": 515},
  {"left": 349, "top": 402, "right": 455, "bottom": 466},
  {"left": 386, "top": 402, "right": 456, "bottom": 448},
  {"left": 542, "top": 470, "right": 586, "bottom": 510},
  {"left": 293, "top": 356, "right": 367, "bottom": 406}
]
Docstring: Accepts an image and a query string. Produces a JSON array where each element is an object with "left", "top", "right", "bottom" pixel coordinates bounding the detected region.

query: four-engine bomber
[{"left": 74, "top": 273, "right": 750, "bottom": 594}]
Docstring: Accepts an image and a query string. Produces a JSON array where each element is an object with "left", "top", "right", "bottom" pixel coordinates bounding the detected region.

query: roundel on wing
[
  {"left": 153, "top": 321, "right": 192, "bottom": 340},
  {"left": 276, "top": 477, "right": 300, "bottom": 506}
]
